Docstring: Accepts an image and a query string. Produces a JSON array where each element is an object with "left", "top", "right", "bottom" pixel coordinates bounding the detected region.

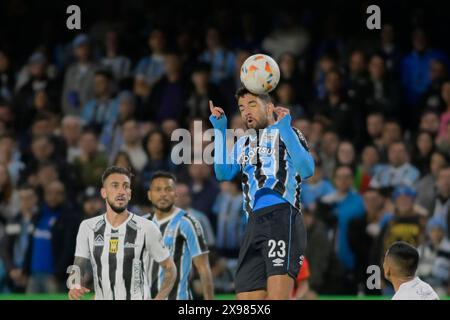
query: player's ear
[
  {"left": 100, "top": 187, "right": 106, "bottom": 199},
  {"left": 147, "top": 189, "right": 152, "bottom": 202}
]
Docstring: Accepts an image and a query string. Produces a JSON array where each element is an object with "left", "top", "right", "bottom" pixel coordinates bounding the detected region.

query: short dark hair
[
  {"left": 235, "top": 87, "right": 272, "bottom": 105},
  {"left": 95, "top": 69, "right": 113, "bottom": 80},
  {"left": 386, "top": 241, "right": 419, "bottom": 277},
  {"left": 101, "top": 166, "right": 133, "bottom": 185},
  {"left": 150, "top": 171, "right": 177, "bottom": 186},
  {"left": 18, "top": 183, "right": 36, "bottom": 193}
]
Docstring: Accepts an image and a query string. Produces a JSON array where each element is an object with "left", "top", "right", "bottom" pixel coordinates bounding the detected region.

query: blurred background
[{"left": 0, "top": 0, "right": 449, "bottom": 299}]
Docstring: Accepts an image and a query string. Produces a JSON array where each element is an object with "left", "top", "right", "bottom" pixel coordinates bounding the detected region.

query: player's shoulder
[
  {"left": 180, "top": 212, "right": 204, "bottom": 235},
  {"left": 130, "top": 213, "right": 158, "bottom": 231},
  {"left": 80, "top": 214, "right": 105, "bottom": 231}
]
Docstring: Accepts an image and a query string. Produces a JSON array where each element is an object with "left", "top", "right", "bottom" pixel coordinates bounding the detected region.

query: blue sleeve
[
  {"left": 181, "top": 217, "right": 208, "bottom": 258},
  {"left": 81, "top": 100, "right": 95, "bottom": 122},
  {"left": 275, "top": 114, "right": 315, "bottom": 180},
  {"left": 209, "top": 114, "right": 240, "bottom": 181}
]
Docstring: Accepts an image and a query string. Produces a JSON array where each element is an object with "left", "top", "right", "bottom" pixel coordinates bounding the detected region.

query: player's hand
[
  {"left": 209, "top": 100, "right": 225, "bottom": 119},
  {"left": 209, "top": 100, "right": 228, "bottom": 130},
  {"left": 274, "top": 106, "right": 290, "bottom": 121},
  {"left": 68, "top": 286, "right": 90, "bottom": 300}
]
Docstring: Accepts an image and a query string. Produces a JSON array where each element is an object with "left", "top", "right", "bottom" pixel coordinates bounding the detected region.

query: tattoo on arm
[
  {"left": 73, "top": 256, "right": 93, "bottom": 288},
  {"left": 154, "top": 258, "right": 177, "bottom": 300}
]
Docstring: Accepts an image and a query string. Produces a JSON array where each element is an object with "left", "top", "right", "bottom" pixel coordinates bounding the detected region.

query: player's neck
[
  {"left": 392, "top": 276, "right": 415, "bottom": 292},
  {"left": 106, "top": 210, "right": 130, "bottom": 228},
  {"left": 155, "top": 206, "right": 177, "bottom": 221}
]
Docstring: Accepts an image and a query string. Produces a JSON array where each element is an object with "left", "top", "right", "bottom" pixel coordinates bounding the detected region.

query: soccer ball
[{"left": 240, "top": 54, "right": 280, "bottom": 95}]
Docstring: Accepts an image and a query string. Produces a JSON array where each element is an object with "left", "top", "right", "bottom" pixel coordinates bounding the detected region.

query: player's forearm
[
  {"left": 154, "top": 261, "right": 177, "bottom": 300},
  {"left": 212, "top": 125, "right": 239, "bottom": 180},
  {"left": 199, "top": 268, "right": 214, "bottom": 300},
  {"left": 277, "top": 118, "right": 314, "bottom": 179}
]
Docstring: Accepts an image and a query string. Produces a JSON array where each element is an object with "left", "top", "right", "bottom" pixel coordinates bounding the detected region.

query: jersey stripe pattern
[
  {"left": 232, "top": 126, "right": 309, "bottom": 215},
  {"left": 74, "top": 213, "right": 169, "bottom": 300},
  {"left": 148, "top": 209, "right": 208, "bottom": 300}
]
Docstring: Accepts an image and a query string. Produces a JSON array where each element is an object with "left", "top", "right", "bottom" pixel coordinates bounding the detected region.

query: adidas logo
[
  {"left": 94, "top": 234, "right": 104, "bottom": 246},
  {"left": 272, "top": 258, "right": 284, "bottom": 267}
]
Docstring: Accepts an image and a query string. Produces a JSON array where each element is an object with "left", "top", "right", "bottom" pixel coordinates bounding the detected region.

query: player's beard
[
  {"left": 106, "top": 198, "right": 128, "bottom": 214},
  {"left": 153, "top": 201, "right": 174, "bottom": 213},
  {"left": 244, "top": 116, "right": 268, "bottom": 131}
]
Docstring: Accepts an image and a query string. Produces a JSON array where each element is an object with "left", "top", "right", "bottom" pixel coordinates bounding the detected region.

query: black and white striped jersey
[{"left": 74, "top": 212, "right": 170, "bottom": 300}]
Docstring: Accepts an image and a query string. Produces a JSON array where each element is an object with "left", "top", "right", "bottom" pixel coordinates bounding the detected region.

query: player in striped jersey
[
  {"left": 144, "top": 171, "right": 214, "bottom": 300},
  {"left": 68, "top": 166, "right": 177, "bottom": 300},
  {"left": 209, "top": 87, "right": 314, "bottom": 299}
]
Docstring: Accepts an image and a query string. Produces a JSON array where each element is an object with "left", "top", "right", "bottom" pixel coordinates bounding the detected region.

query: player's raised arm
[
  {"left": 154, "top": 257, "right": 177, "bottom": 300},
  {"left": 273, "top": 107, "right": 314, "bottom": 180},
  {"left": 209, "top": 100, "right": 240, "bottom": 181}
]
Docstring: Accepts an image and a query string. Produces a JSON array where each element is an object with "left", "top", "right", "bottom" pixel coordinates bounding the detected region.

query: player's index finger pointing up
[{"left": 209, "top": 100, "right": 214, "bottom": 113}]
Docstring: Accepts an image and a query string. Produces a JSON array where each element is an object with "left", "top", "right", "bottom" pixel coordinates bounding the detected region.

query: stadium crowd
[{"left": 0, "top": 0, "right": 449, "bottom": 298}]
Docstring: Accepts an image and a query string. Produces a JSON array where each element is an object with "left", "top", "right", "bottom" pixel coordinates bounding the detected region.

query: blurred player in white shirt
[{"left": 383, "top": 241, "right": 439, "bottom": 300}]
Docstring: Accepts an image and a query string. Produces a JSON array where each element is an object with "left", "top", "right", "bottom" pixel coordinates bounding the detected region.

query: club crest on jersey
[{"left": 109, "top": 239, "right": 119, "bottom": 253}]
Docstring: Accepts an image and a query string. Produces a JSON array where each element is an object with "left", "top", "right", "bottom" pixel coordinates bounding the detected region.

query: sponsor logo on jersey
[
  {"left": 124, "top": 242, "right": 138, "bottom": 248},
  {"left": 272, "top": 258, "right": 284, "bottom": 267}
]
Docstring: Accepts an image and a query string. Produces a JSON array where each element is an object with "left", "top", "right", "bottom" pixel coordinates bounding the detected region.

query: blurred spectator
[
  {"left": 0, "top": 50, "right": 14, "bottom": 102},
  {"left": 336, "top": 141, "right": 357, "bottom": 170},
  {"left": 437, "top": 121, "right": 450, "bottom": 154},
  {"left": 411, "top": 131, "right": 436, "bottom": 176},
  {"left": 262, "top": 12, "right": 310, "bottom": 61},
  {"left": 417, "top": 216, "right": 448, "bottom": 295},
  {"left": 72, "top": 129, "right": 108, "bottom": 188},
  {"left": 354, "top": 145, "right": 381, "bottom": 193},
  {"left": 62, "top": 34, "right": 97, "bottom": 116},
  {"left": 374, "top": 185, "right": 426, "bottom": 269},
  {"left": 419, "top": 59, "right": 447, "bottom": 112},
  {"left": 60, "top": 116, "right": 83, "bottom": 164},
  {"left": 100, "top": 90, "right": 136, "bottom": 158},
  {"left": 135, "top": 29, "right": 167, "bottom": 88},
  {"left": 175, "top": 182, "right": 215, "bottom": 248},
  {"left": 188, "top": 163, "right": 220, "bottom": 218},
  {"left": 401, "top": 28, "right": 449, "bottom": 108},
  {"left": 378, "top": 120, "right": 403, "bottom": 161},
  {"left": 100, "top": 30, "right": 131, "bottom": 82},
  {"left": 212, "top": 179, "right": 246, "bottom": 258},
  {"left": 81, "top": 69, "right": 118, "bottom": 134},
  {"left": 81, "top": 186, "right": 104, "bottom": 219},
  {"left": 186, "top": 63, "right": 226, "bottom": 122},
  {"left": 0, "top": 184, "right": 39, "bottom": 292},
  {"left": 26, "top": 181, "right": 80, "bottom": 293},
  {"left": 348, "top": 188, "right": 388, "bottom": 294},
  {"left": 370, "top": 141, "right": 420, "bottom": 189},
  {"left": 428, "top": 167, "right": 450, "bottom": 222},
  {"left": 278, "top": 52, "right": 307, "bottom": 94},
  {"left": 317, "top": 165, "right": 365, "bottom": 293},
  {"left": 347, "top": 50, "right": 370, "bottom": 108},
  {"left": 415, "top": 151, "right": 448, "bottom": 214},
  {"left": 314, "top": 53, "right": 338, "bottom": 100},
  {"left": 301, "top": 155, "right": 335, "bottom": 210},
  {"left": 378, "top": 24, "right": 402, "bottom": 77},
  {"left": 365, "top": 112, "right": 385, "bottom": 149},
  {"left": 420, "top": 110, "right": 441, "bottom": 137},
  {"left": 364, "top": 53, "right": 400, "bottom": 118},
  {"left": 14, "top": 52, "right": 58, "bottom": 132},
  {"left": 313, "top": 69, "right": 362, "bottom": 143},
  {"left": 438, "top": 80, "right": 450, "bottom": 140},
  {"left": 140, "top": 129, "right": 174, "bottom": 190},
  {"left": 303, "top": 207, "right": 340, "bottom": 294},
  {"left": 0, "top": 134, "right": 24, "bottom": 186},
  {"left": 148, "top": 53, "right": 188, "bottom": 123},
  {"left": 275, "top": 81, "right": 307, "bottom": 119},
  {"left": 199, "top": 27, "right": 235, "bottom": 85},
  {"left": 0, "top": 164, "right": 20, "bottom": 223},
  {"left": 318, "top": 130, "right": 339, "bottom": 179},
  {"left": 119, "top": 120, "right": 147, "bottom": 172}
]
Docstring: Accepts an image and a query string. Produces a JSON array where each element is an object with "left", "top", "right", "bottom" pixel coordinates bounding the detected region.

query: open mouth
[{"left": 247, "top": 118, "right": 255, "bottom": 125}]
